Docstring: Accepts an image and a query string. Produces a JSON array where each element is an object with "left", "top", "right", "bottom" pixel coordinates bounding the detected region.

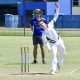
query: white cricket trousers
[{"left": 50, "top": 37, "right": 66, "bottom": 71}]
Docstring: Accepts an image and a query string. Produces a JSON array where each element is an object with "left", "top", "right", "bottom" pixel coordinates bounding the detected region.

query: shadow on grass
[
  {"left": 10, "top": 72, "right": 51, "bottom": 76},
  {"left": 5, "top": 63, "right": 20, "bottom": 65}
]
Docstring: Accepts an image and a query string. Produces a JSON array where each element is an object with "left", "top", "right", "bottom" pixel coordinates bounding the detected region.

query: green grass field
[
  {"left": 0, "top": 36, "right": 80, "bottom": 80},
  {"left": 0, "top": 27, "right": 80, "bottom": 37}
]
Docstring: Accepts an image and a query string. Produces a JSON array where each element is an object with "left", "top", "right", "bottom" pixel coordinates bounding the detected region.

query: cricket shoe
[
  {"left": 50, "top": 70, "right": 56, "bottom": 75},
  {"left": 42, "top": 60, "right": 46, "bottom": 64},
  {"left": 57, "top": 64, "right": 61, "bottom": 71},
  {"left": 31, "top": 60, "right": 38, "bottom": 64}
]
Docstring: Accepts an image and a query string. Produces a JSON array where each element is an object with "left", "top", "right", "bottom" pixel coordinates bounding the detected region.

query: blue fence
[
  {"left": 0, "top": 0, "right": 22, "bottom": 4},
  {"left": 43, "top": 15, "right": 80, "bottom": 28},
  {"left": 4, "top": 15, "right": 80, "bottom": 28}
]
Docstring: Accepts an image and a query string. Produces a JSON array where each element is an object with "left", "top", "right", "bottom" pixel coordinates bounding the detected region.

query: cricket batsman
[{"left": 39, "top": 2, "right": 66, "bottom": 75}]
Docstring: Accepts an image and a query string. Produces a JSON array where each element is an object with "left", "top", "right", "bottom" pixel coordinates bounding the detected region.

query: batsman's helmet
[{"left": 33, "top": 9, "right": 43, "bottom": 15}]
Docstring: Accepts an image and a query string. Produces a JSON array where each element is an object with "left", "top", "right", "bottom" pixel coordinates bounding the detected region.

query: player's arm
[
  {"left": 30, "top": 24, "right": 34, "bottom": 31},
  {"left": 48, "top": 3, "right": 59, "bottom": 28},
  {"left": 30, "top": 19, "right": 34, "bottom": 32},
  {"left": 53, "top": 2, "right": 60, "bottom": 22},
  {"left": 42, "top": 33, "right": 51, "bottom": 51}
]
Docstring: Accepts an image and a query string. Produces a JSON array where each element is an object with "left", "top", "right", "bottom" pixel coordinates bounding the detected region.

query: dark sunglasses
[{"left": 35, "top": 13, "right": 40, "bottom": 14}]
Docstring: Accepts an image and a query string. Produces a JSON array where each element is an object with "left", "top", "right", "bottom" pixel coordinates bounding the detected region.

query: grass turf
[
  {"left": 0, "top": 28, "right": 80, "bottom": 37},
  {"left": 0, "top": 36, "right": 80, "bottom": 80}
]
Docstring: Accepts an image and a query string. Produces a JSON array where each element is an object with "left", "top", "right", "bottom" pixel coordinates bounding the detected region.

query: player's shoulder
[
  {"left": 41, "top": 17, "right": 46, "bottom": 21},
  {"left": 41, "top": 17, "right": 47, "bottom": 23}
]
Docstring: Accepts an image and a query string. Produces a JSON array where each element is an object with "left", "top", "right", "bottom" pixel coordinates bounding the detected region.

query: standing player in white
[{"left": 39, "top": 3, "right": 66, "bottom": 75}]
